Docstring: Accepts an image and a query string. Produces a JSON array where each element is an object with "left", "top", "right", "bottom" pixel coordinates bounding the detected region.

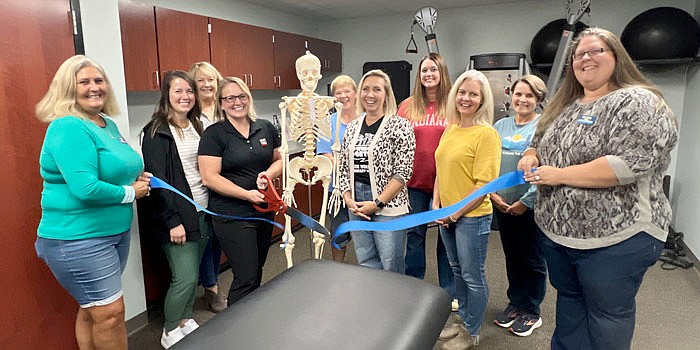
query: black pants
[
  {"left": 494, "top": 209, "right": 547, "bottom": 316},
  {"left": 213, "top": 215, "right": 273, "bottom": 305}
]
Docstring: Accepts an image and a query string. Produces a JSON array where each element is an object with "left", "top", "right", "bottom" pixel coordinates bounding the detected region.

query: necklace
[{"left": 96, "top": 114, "right": 127, "bottom": 143}]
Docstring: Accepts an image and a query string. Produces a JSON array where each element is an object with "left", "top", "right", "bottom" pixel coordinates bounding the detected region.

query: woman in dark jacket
[{"left": 141, "top": 70, "right": 212, "bottom": 349}]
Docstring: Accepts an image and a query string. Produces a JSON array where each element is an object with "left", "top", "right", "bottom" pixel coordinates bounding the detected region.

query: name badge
[
  {"left": 260, "top": 138, "right": 268, "bottom": 146},
  {"left": 577, "top": 115, "right": 596, "bottom": 125}
]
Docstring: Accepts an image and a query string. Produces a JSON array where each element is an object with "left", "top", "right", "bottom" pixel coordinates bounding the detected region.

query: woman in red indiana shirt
[{"left": 397, "top": 53, "right": 455, "bottom": 308}]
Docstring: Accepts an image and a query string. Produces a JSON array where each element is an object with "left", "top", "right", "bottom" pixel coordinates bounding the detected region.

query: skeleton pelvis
[{"left": 288, "top": 156, "right": 332, "bottom": 186}]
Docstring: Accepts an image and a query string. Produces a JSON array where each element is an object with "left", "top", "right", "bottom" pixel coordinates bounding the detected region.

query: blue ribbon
[
  {"left": 149, "top": 176, "right": 284, "bottom": 231},
  {"left": 332, "top": 170, "right": 527, "bottom": 249}
]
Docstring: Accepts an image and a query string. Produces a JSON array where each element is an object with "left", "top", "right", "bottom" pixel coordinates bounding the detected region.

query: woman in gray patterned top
[{"left": 517, "top": 28, "right": 678, "bottom": 350}]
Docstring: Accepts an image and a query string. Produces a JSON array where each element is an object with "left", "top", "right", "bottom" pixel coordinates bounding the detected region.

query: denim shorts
[{"left": 35, "top": 231, "right": 130, "bottom": 308}]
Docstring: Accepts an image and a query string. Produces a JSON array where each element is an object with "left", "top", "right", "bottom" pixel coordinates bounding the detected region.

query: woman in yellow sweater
[{"left": 434, "top": 70, "right": 501, "bottom": 350}]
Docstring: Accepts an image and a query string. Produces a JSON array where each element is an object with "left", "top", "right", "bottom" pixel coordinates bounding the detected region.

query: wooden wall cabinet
[
  {"left": 155, "top": 7, "right": 210, "bottom": 75},
  {"left": 273, "top": 31, "right": 309, "bottom": 90},
  {"left": 210, "top": 18, "right": 274, "bottom": 90},
  {"left": 119, "top": 5, "right": 342, "bottom": 92},
  {"left": 119, "top": 1, "right": 159, "bottom": 91},
  {"left": 307, "top": 37, "right": 343, "bottom": 73}
]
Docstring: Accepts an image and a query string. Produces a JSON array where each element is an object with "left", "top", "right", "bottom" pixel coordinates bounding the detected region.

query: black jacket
[{"left": 140, "top": 120, "right": 203, "bottom": 243}]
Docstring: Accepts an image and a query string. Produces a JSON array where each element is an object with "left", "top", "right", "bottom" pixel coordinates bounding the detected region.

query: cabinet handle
[
  {"left": 153, "top": 70, "right": 160, "bottom": 89},
  {"left": 243, "top": 73, "right": 248, "bottom": 86},
  {"left": 249, "top": 73, "right": 253, "bottom": 87},
  {"left": 277, "top": 75, "right": 281, "bottom": 87}
]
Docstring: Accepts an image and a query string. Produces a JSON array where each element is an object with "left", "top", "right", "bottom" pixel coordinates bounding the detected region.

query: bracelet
[{"left": 448, "top": 214, "right": 457, "bottom": 223}]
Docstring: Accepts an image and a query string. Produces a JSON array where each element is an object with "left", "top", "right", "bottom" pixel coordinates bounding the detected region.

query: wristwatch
[{"left": 374, "top": 198, "right": 386, "bottom": 209}]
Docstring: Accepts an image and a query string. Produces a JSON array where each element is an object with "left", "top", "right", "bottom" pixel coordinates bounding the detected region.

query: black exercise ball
[
  {"left": 621, "top": 7, "right": 700, "bottom": 60},
  {"left": 530, "top": 19, "right": 588, "bottom": 64}
]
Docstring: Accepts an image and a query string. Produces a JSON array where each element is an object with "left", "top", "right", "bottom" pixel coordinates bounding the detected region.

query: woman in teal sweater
[{"left": 34, "top": 55, "right": 150, "bottom": 349}]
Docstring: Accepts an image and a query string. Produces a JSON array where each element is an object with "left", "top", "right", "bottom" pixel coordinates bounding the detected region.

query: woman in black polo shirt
[{"left": 198, "top": 76, "right": 282, "bottom": 305}]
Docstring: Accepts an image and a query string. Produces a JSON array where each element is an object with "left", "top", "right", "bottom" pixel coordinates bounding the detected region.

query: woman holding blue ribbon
[
  {"left": 518, "top": 28, "right": 677, "bottom": 350},
  {"left": 199, "top": 76, "right": 282, "bottom": 305},
  {"left": 434, "top": 69, "right": 501, "bottom": 350},
  {"left": 336, "top": 69, "right": 415, "bottom": 273},
  {"left": 34, "top": 55, "right": 150, "bottom": 349},
  {"left": 141, "top": 70, "right": 212, "bottom": 348},
  {"left": 491, "top": 75, "right": 548, "bottom": 337}
]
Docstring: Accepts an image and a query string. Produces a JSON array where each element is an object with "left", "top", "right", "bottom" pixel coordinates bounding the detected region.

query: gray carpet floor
[{"left": 128, "top": 226, "right": 700, "bottom": 349}]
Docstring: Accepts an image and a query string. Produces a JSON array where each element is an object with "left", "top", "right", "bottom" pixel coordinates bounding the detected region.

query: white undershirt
[{"left": 169, "top": 122, "right": 208, "bottom": 210}]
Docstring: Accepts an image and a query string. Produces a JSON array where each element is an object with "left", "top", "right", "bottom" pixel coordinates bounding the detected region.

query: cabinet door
[
  {"left": 308, "top": 38, "right": 343, "bottom": 74},
  {"left": 210, "top": 18, "right": 274, "bottom": 90},
  {"left": 119, "top": 1, "right": 159, "bottom": 91},
  {"left": 273, "top": 31, "right": 308, "bottom": 90},
  {"left": 1, "top": 0, "right": 76, "bottom": 348},
  {"left": 155, "top": 7, "right": 210, "bottom": 74}
]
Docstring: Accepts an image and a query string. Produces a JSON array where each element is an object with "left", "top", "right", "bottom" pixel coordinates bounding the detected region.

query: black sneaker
[
  {"left": 509, "top": 313, "right": 542, "bottom": 337},
  {"left": 493, "top": 305, "right": 520, "bottom": 328}
]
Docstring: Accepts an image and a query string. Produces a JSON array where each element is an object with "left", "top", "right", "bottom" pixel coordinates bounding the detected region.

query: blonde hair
[
  {"left": 446, "top": 70, "right": 494, "bottom": 126},
  {"left": 537, "top": 27, "right": 673, "bottom": 138},
  {"left": 188, "top": 61, "right": 224, "bottom": 97},
  {"left": 214, "top": 76, "right": 257, "bottom": 122},
  {"left": 356, "top": 69, "right": 398, "bottom": 117},
  {"left": 36, "top": 55, "right": 120, "bottom": 122},
  {"left": 405, "top": 53, "right": 452, "bottom": 121},
  {"left": 330, "top": 75, "right": 357, "bottom": 94}
]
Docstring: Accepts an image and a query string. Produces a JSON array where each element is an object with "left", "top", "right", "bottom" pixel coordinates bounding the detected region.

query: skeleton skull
[{"left": 296, "top": 51, "right": 322, "bottom": 92}]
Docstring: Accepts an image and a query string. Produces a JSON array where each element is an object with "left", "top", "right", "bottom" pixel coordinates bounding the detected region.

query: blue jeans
[
  {"left": 35, "top": 230, "right": 130, "bottom": 308},
  {"left": 440, "top": 215, "right": 491, "bottom": 336},
  {"left": 349, "top": 181, "right": 407, "bottom": 273},
  {"left": 198, "top": 231, "right": 222, "bottom": 288},
  {"left": 405, "top": 188, "right": 455, "bottom": 299},
  {"left": 540, "top": 231, "right": 664, "bottom": 350}
]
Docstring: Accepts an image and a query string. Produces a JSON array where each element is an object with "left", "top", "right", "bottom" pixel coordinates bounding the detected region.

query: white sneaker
[
  {"left": 179, "top": 319, "right": 199, "bottom": 336},
  {"left": 451, "top": 299, "right": 459, "bottom": 312},
  {"left": 160, "top": 327, "right": 185, "bottom": 349}
]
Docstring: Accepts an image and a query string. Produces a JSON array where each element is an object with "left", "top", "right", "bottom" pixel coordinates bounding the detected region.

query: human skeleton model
[{"left": 278, "top": 51, "right": 343, "bottom": 268}]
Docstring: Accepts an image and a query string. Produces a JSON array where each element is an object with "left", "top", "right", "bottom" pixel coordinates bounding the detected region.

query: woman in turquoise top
[
  {"left": 34, "top": 55, "right": 150, "bottom": 349},
  {"left": 491, "top": 75, "right": 547, "bottom": 337}
]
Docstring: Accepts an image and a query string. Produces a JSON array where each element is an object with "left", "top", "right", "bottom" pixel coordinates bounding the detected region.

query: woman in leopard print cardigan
[{"left": 337, "top": 69, "right": 415, "bottom": 273}]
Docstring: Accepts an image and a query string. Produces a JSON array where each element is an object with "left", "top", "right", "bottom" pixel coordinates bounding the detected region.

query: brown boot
[
  {"left": 439, "top": 323, "right": 462, "bottom": 341},
  {"left": 205, "top": 287, "right": 227, "bottom": 313},
  {"left": 441, "top": 326, "right": 478, "bottom": 350}
]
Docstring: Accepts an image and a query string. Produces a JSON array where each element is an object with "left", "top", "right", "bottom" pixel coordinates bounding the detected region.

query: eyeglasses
[
  {"left": 572, "top": 47, "right": 606, "bottom": 61},
  {"left": 220, "top": 94, "right": 249, "bottom": 103}
]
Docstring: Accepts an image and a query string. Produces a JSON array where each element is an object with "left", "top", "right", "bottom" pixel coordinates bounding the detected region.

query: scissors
[{"left": 252, "top": 174, "right": 330, "bottom": 237}]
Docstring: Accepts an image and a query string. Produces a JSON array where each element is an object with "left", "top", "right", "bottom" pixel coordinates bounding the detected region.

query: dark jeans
[
  {"left": 540, "top": 230, "right": 664, "bottom": 350},
  {"left": 198, "top": 233, "right": 222, "bottom": 288},
  {"left": 213, "top": 215, "right": 273, "bottom": 305},
  {"left": 405, "top": 188, "right": 455, "bottom": 298},
  {"left": 494, "top": 209, "right": 546, "bottom": 316}
]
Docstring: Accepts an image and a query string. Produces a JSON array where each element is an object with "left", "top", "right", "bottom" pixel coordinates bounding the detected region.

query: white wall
[
  {"left": 673, "top": 2, "right": 700, "bottom": 259},
  {"left": 319, "top": 0, "right": 698, "bottom": 256},
  {"left": 79, "top": 0, "right": 147, "bottom": 321}
]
